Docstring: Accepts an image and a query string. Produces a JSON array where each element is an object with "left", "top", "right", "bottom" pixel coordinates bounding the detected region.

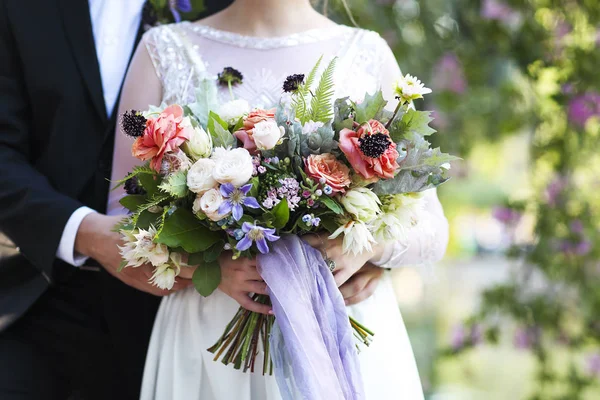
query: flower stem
[
  {"left": 228, "top": 81, "right": 234, "bottom": 100},
  {"left": 385, "top": 100, "right": 405, "bottom": 130}
]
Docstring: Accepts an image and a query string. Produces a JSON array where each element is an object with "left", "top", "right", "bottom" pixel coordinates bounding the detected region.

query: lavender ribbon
[{"left": 258, "top": 235, "right": 365, "bottom": 400}]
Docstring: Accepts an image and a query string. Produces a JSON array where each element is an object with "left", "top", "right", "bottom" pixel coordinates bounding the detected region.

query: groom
[{"left": 0, "top": 1, "right": 385, "bottom": 399}]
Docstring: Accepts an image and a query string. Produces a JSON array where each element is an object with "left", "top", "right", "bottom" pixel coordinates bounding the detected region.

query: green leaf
[
  {"left": 354, "top": 90, "right": 387, "bottom": 124},
  {"left": 320, "top": 196, "right": 344, "bottom": 214},
  {"left": 136, "top": 210, "right": 160, "bottom": 230},
  {"left": 209, "top": 111, "right": 228, "bottom": 129},
  {"left": 209, "top": 117, "right": 237, "bottom": 148},
  {"left": 155, "top": 208, "right": 221, "bottom": 253},
  {"left": 248, "top": 176, "right": 260, "bottom": 199},
  {"left": 333, "top": 97, "right": 354, "bottom": 132},
  {"left": 318, "top": 215, "right": 339, "bottom": 234},
  {"left": 294, "top": 55, "right": 323, "bottom": 122},
  {"left": 130, "top": 194, "right": 170, "bottom": 227},
  {"left": 187, "top": 79, "right": 220, "bottom": 128},
  {"left": 158, "top": 170, "right": 188, "bottom": 198},
  {"left": 232, "top": 116, "right": 244, "bottom": 132},
  {"left": 309, "top": 57, "right": 337, "bottom": 123},
  {"left": 119, "top": 195, "right": 147, "bottom": 212},
  {"left": 187, "top": 252, "right": 204, "bottom": 266},
  {"left": 192, "top": 260, "right": 221, "bottom": 297},
  {"left": 117, "top": 260, "right": 127, "bottom": 273},
  {"left": 138, "top": 173, "right": 160, "bottom": 197},
  {"left": 204, "top": 241, "right": 224, "bottom": 263},
  {"left": 270, "top": 198, "right": 290, "bottom": 229},
  {"left": 300, "top": 124, "right": 337, "bottom": 156},
  {"left": 390, "top": 109, "right": 436, "bottom": 142}
]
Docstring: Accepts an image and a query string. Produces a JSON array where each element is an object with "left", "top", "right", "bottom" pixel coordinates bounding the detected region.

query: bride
[{"left": 108, "top": 0, "right": 449, "bottom": 399}]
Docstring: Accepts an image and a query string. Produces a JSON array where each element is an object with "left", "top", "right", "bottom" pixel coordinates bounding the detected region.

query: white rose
[
  {"left": 187, "top": 158, "right": 217, "bottom": 194},
  {"left": 252, "top": 120, "right": 284, "bottom": 150},
  {"left": 197, "top": 188, "right": 228, "bottom": 221},
  {"left": 212, "top": 147, "right": 253, "bottom": 187},
  {"left": 182, "top": 124, "right": 212, "bottom": 160},
  {"left": 218, "top": 99, "right": 250, "bottom": 126},
  {"left": 340, "top": 187, "right": 382, "bottom": 223}
]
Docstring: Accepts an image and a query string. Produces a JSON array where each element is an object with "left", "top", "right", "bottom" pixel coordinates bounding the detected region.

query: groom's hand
[{"left": 75, "top": 213, "right": 192, "bottom": 296}]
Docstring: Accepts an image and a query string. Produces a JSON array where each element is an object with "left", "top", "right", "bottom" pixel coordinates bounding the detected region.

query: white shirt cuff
[{"left": 56, "top": 206, "right": 97, "bottom": 267}]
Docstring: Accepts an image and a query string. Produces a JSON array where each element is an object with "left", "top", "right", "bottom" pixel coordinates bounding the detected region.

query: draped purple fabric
[{"left": 258, "top": 235, "right": 365, "bottom": 400}]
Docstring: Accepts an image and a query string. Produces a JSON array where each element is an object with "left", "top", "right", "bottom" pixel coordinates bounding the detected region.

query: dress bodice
[{"left": 143, "top": 21, "right": 393, "bottom": 108}]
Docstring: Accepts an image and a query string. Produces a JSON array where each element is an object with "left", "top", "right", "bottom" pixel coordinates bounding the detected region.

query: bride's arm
[
  {"left": 370, "top": 39, "right": 450, "bottom": 268},
  {"left": 106, "top": 34, "right": 163, "bottom": 216}
]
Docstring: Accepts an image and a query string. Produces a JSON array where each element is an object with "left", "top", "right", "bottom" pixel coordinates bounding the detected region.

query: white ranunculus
[
  {"left": 187, "top": 158, "right": 217, "bottom": 194},
  {"left": 252, "top": 120, "right": 284, "bottom": 150},
  {"left": 119, "top": 226, "right": 169, "bottom": 268},
  {"left": 329, "top": 220, "right": 376, "bottom": 255},
  {"left": 340, "top": 187, "right": 381, "bottom": 223},
  {"left": 218, "top": 99, "right": 250, "bottom": 126},
  {"left": 212, "top": 147, "right": 253, "bottom": 187},
  {"left": 198, "top": 188, "right": 228, "bottom": 221},
  {"left": 302, "top": 120, "right": 324, "bottom": 135},
  {"left": 182, "top": 124, "right": 212, "bottom": 160},
  {"left": 393, "top": 74, "right": 432, "bottom": 102}
]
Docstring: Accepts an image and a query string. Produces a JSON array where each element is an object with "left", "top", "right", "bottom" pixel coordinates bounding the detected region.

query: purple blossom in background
[
  {"left": 514, "top": 327, "right": 540, "bottom": 350},
  {"left": 554, "top": 20, "right": 572, "bottom": 40},
  {"left": 570, "top": 220, "right": 584, "bottom": 234},
  {"left": 586, "top": 353, "right": 600, "bottom": 377},
  {"left": 568, "top": 92, "right": 600, "bottom": 128},
  {"left": 430, "top": 109, "right": 450, "bottom": 130},
  {"left": 218, "top": 183, "right": 260, "bottom": 221},
  {"left": 575, "top": 240, "right": 592, "bottom": 256},
  {"left": 493, "top": 206, "right": 522, "bottom": 225},
  {"left": 432, "top": 53, "right": 467, "bottom": 94},
  {"left": 481, "top": 0, "right": 522, "bottom": 27},
  {"left": 236, "top": 222, "right": 280, "bottom": 254},
  {"left": 169, "top": 0, "right": 192, "bottom": 23},
  {"left": 545, "top": 176, "right": 567, "bottom": 207},
  {"left": 450, "top": 325, "right": 466, "bottom": 350}
]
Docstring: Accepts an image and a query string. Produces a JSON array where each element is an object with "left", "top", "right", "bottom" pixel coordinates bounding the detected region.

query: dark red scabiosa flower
[
  {"left": 218, "top": 67, "right": 244, "bottom": 86},
  {"left": 283, "top": 74, "right": 305, "bottom": 93},
  {"left": 120, "top": 110, "right": 147, "bottom": 138}
]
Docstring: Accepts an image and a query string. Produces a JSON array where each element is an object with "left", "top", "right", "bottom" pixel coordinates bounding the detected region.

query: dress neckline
[{"left": 180, "top": 21, "right": 354, "bottom": 50}]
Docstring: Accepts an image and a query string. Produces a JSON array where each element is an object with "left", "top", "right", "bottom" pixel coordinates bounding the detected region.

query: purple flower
[
  {"left": 568, "top": 92, "right": 600, "bottom": 128},
  {"left": 236, "top": 222, "right": 280, "bottom": 254},
  {"left": 514, "top": 326, "right": 540, "bottom": 350},
  {"left": 481, "top": 0, "right": 521, "bottom": 27},
  {"left": 586, "top": 353, "right": 600, "bottom": 377},
  {"left": 492, "top": 207, "right": 522, "bottom": 225},
  {"left": 570, "top": 220, "right": 584, "bottom": 234},
  {"left": 218, "top": 183, "right": 260, "bottom": 221},
  {"left": 169, "top": 0, "right": 192, "bottom": 23},
  {"left": 575, "top": 240, "right": 592, "bottom": 256},
  {"left": 545, "top": 176, "right": 567, "bottom": 207},
  {"left": 450, "top": 325, "right": 466, "bottom": 351},
  {"left": 432, "top": 53, "right": 467, "bottom": 94}
]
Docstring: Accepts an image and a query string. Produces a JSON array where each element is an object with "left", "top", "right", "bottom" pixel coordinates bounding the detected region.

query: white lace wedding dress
[{"left": 107, "top": 21, "right": 449, "bottom": 400}]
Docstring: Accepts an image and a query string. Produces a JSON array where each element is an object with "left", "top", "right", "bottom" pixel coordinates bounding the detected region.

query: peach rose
[
  {"left": 234, "top": 108, "right": 276, "bottom": 153},
  {"left": 132, "top": 105, "right": 192, "bottom": 171},
  {"left": 338, "top": 120, "right": 400, "bottom": 180},
  {"left": 305, "top": 153, "right": 352, "bottom": 194}
]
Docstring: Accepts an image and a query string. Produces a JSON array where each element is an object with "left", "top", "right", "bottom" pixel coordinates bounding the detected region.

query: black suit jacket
[{"left": 0, "top": 0, "right": 143, "bottom": 329}]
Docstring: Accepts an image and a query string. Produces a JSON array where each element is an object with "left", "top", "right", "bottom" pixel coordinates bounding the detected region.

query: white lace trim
[{"left": 181, "top": 21, "right": 355, "bottom": 50}]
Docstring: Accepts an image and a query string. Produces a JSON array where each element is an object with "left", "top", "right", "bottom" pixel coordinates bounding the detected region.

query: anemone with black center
[
  {"left": 121, "top": 110, "right": 147, "bottom": 137},
  {"left": 358, "top": 132, "right": 392, "bottom": 158},
  {"left": 282, "top": 74, "right": 305, "bottom": 93}
]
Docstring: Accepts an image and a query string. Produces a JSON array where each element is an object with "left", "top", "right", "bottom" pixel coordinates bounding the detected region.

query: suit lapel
[{"left": 57, "top": 0, "right": 107, "bottom": 122}]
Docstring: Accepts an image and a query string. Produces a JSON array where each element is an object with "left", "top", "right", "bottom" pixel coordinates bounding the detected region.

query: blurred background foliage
[{"left": 170, "top": 0, "right": 600, "bottom": 398}]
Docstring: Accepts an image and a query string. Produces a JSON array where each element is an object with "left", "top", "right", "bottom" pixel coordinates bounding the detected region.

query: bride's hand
[
  {"left": 303, "top": 233, "right": 386, "bottom": 287},
  {"left": 217, "top": 252, "right": 272, "bottom": 315}
]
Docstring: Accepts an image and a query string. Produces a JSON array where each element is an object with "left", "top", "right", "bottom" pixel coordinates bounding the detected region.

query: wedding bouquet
[{"left": 114, "top": 57, "right": 456, "bottom": 375}]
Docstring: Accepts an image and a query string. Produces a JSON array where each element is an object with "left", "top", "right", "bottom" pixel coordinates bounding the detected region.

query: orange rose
[
  {"left": 132, "top": 105, "right": 192, "bottom": 171},
  {"left": 234, "top": 108, "right": 276, "bottom": 153},
  {"left": 305, "top": 153, "right": 352, "bottom": 194},
  {"left": 338, "top": 120, "right": 400, "bottom": 180}
]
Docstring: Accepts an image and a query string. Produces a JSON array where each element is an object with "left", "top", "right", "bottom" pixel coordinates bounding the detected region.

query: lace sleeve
[{"left": 370, "top": 38, "right": 450, "bottom": 268}]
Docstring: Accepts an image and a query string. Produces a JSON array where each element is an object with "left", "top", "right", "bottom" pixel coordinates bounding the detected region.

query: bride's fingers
[
  {"left": 344, "top": 276, "right": 379, "bottom": 306},
  {"left": 244, "top": 281, "right": 268, "bottom": 295},
  {"left": 235, "top": 293, "right": 272, "bottom": 315},
  {"left": 339, "top": 272, "right": 369, "bottom": 299},
  {"left": 239, "top": 265, "right": 262, "bottom": 281}
]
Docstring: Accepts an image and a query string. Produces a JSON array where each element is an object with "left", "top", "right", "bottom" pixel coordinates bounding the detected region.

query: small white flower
[
  {"left": 212, "top": 147, "right": 253, "bottom": 187},
  {"left": 394, "top": 74, "right": 432, "bottom": 102},
  {"left": 218, "top": 99, "right": 250, "bottom": 126},
  {"left": 182, "top": 124, "right": 212, "bottom": 160},
  {"left": 196, "top": 188, "right": 228, "bottom": 221},
  {"left": 119, "top": 226, "right": 169, "bottom": 268},
  {"left": 187, "top": 158, "right": 218, "bottom": 194},
  {"left": 330, "top": 220, "right": 376, "bottom": 255},
  {"left": 252, "top": 120, "right": 284, "bottom": 150},
  {"left": 340, "top": 187, "right": 381, "bottom": 223},
  {"left": 302, "top": 120, "right": 324, "bottom": 135},
  {"left": 150, "top": 263, "right": 179, "bottom": 290}
]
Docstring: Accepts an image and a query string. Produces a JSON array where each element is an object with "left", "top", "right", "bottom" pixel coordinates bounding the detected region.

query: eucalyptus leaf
[
  {"left": 187, "top": 79, "right": 220, "bottom": 128},
  {"left": 192, "top": 260, "right": 221, "bottom": 297},
  {"left": 155, "top": 208, "right": 221, "bottom": 253}
]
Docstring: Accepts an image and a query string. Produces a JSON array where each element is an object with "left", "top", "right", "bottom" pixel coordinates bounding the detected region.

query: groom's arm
[{"left": 0, "top": 1, "right": 83, "bottom": 278}]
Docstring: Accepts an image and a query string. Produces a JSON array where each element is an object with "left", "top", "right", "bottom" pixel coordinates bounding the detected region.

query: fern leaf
[
  {"left": 130, "top": 194, "right": 170, "bottom": 227},
  {"left": 295, "top": 55, "right": 323, "bottom": 123},
  {"left": 310, "top": 57, "right": 337, "bottom": 123},
  {"left": 110, "top": 163, "right": 155, "bottom": 189}
]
